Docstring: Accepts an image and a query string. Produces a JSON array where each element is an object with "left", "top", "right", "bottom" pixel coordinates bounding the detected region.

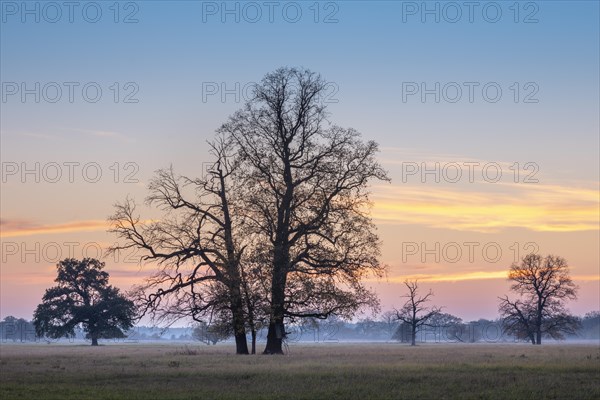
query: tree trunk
[
  {"left": 535, "top": 305, "right": 543, "bottom": 345},
  {"left": 264, "top": 319, "right": 285, "bottom": 354},
  {"left": 264, "top": 281, "right": 286, "bottom": 354},
  {"left": 234, "top": 331, "right": 249, "bottom": 354},
  {"left": 251, "top": 329, "right": 257, "bottom": 354},
  {"left": 411, "top": 324, "right": 416, "bottom": 346},
  {"left": 264, "top": 249, "right": 288, "bottom": 355},
  {"left": 222, "top": 192, "right": 248, "bottom": 355},
  {"left": 243, "top": 286, "right": 257, "bottom": 355},
  {"left": 91, "top": 333, "right": 98, "bottom": 346},
  {"left": 231, "top": 293, "right": 249, "bottom": 355}
]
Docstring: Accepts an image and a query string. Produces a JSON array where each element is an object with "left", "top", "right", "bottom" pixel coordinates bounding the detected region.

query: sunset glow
[{"left": 1, "top": 1, "right": 598, "bottom": 325}]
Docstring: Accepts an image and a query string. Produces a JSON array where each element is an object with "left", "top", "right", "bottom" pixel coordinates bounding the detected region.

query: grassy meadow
[{"left": 1, "top": 342, "right": 599, "bottom": 399}]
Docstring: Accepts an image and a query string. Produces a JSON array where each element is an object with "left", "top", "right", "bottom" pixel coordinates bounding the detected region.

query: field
[{"left": 1, "top": 342, "right": 599, "bottom": 399}]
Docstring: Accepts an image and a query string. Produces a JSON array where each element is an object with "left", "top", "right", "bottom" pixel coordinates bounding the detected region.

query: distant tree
[
  {"left": 579, "top": 311, "right": 600, "bottom": 340},
  {"left": 425, "top": 312, "right": 463, "bottom": 342},
  {"left": 320, "top": 315, "right": 345, "bottom": 342},
  {"left": 0, "top": 316, "right": 35, "bottom": 342},
  {"left": 498, "top": 254, "right": 580, "bottom": 345},
  {"left": 391, "top": 321, "right": 411, "bottom": 343},
  {"left": 295, "top": 316, "right": 343, "bottom": 342},
  {"left": 394, "top": 280, "right": 441, "bottom": 346},
  {"left": 465, "top": 319, "right": 497, "bottom": 343},
  {"left": 355, "top": 318, "right": 378, "bottom": 337},
  {"left": 0, "top": 316, "right": 16, "bottom": 341},
  {"left": 33, "top": 258, "right": 136, "bottom": 346},
  {"left": 428, "top": 312, "right": 462, "bottom": 327},
  {"left": 192, "top": 321, "right": 230, "bottom": 345},
  {"left": 379, "top": 311, "right": 400, "bottom": 340}
]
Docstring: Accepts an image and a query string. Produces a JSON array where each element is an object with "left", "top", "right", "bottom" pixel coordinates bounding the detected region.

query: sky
[{"left": 1, "top": 0, "right": 598, "bottom": 323}]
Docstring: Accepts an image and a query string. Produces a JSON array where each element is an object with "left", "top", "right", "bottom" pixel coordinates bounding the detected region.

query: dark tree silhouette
[
  {"left": 109, "top": 136, "right": 253, "bottom": 354},
  {"left": 498, "top": 254, "right": 580, "bottom": 345},
  {"left": 33, "top": 258, "right": 135, "bottom": 346},
  {"left": 108, "top": 67, "right": 388, "bottom": 355},
  {"left": 219, "top": 67, "right": 389, "bottom": 354},
  {"left": 394, "top": 280, "right": 441, "bottom": 346}
]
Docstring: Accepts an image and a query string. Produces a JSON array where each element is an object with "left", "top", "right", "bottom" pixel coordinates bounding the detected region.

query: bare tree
[
  {"left": 394, "top": 280, "right": 441, "bottom": 346},
  {"left": 108, "top": 67, "right": 389, "bottom": 355},
  {"left": 498, "top": 254, "right": 580, "bottom": 345},
  {"left": 108, "top": 136, "right": 252, "bottom": 354},
  {"left": 219, "top": 67, "right": 389, "bottom": 354}
]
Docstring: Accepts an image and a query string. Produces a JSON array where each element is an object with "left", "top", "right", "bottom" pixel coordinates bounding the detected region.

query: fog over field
[{"left": 2, "top": 343, "right": 599, "bottom": 399}]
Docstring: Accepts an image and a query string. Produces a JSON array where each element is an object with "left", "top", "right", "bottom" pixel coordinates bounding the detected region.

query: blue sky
[
  {"left": 1, "top": 1, "right": 599, "bottom": 321},
  {"left": 2, "top": 1, "right": 598, "bottom": 177}
]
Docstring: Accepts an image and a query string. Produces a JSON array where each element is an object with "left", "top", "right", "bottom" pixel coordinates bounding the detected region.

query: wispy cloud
[
  {"left": 0, "top": 219, "right": 109, "bottom": 238},
  {"left": 80, "top": 129, "right": 134, "bottom": 143},
  {"left": 20, "top": 132, "right": 65, "bottom": 141},
  {"left": 373, "top": 270, "right": 598, "bottom": 283},
  {"left": 10, "top": 129, "right": 133, "bottom": 143},
  {"left": 379, "top": 270, "right": 509, "bottom": 283},
  {"left": 372, "top": 182, "right": 599, "bottom": 233}
]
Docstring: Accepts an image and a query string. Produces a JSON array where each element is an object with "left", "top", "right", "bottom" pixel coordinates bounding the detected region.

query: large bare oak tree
[
  {"left": 109, "top": 67, "right": 388, "bottom": 354},
  {"left": 219, "top": 67, "right": 389, "bottom": 354}
]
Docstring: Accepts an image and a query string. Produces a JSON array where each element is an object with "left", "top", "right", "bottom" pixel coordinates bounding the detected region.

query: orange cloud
[
  {"left": 374, "top": 271, "right": 598, "bottom": 283},
  {"left": 378, "top": 270, "right": 508, "bottom": 283},
  {"left": 372, "top": 183, "right": 599, "bottom": 233},
  {"left": 0, "top": 219, "right": 109, "bottom": 238}
]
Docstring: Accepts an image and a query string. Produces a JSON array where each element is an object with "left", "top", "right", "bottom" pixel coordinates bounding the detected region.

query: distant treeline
[{"left": 2, "top": 312, "right": 598, "bottom": 344}]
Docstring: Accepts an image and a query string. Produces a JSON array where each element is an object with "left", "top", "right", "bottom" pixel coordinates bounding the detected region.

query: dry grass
[{"left": 1, "top": 342, "right": 599, "bottom": 399}]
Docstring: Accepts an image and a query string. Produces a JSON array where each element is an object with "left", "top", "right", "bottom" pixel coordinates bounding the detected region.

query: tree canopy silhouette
[{"left": 33, "top": 258, "right": 135, "bottom": 346}]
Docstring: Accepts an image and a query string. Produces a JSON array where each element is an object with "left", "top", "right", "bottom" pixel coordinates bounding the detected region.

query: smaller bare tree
[
  {"left": 108, "top": 136, "right": 252, "bottom": 354},
  {"left": 394, "top": 280, "right": 441, "bottom": 346}
]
